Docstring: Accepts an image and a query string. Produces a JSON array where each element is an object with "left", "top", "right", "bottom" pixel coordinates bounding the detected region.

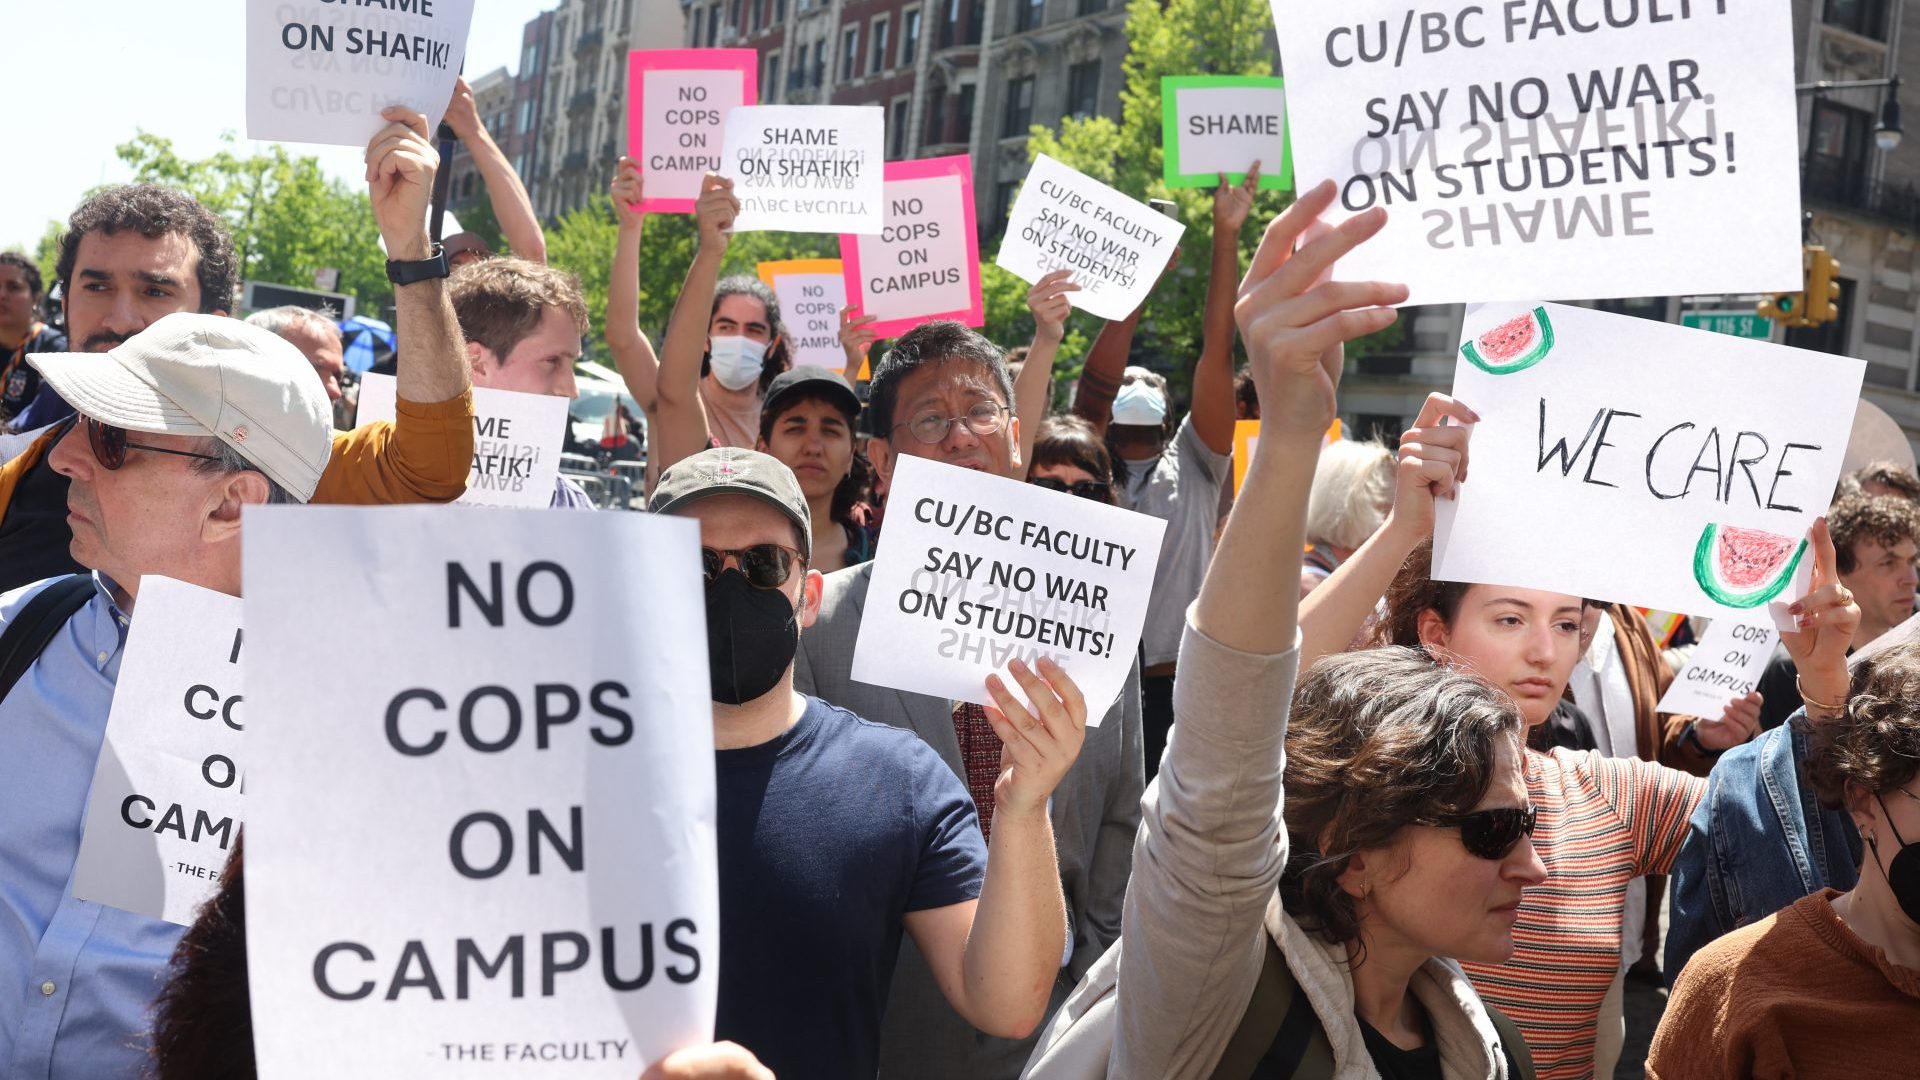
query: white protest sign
[
  {"left": 839, "top": 155, "right": 984, "bottom": 336},
  {"left": 70, "top": 578, "right": 244, "bottom": 926},
  {"left": 722, "top": 105, "right": 885, "bottom": 233},
  {"left": 995, "top": 154, "right": 1186, "bottom": 321},
  {"left": 1435, "top": 303, "right": 1863, "bottom": 618},
  {"left": 1161, "top": 76, "right": 1293, "bottom": 190},
  {"left": 1270, "top": 0, "right": 1801, "bottom": 305},
  {"left": 757, "top": 259, "right": 849, "bottom": 370},
  {"left": 850, "top": 456, "right": 1168, "bottom": 719},
  {"left": 629, "top": 49, "right": 759, "bottom": 213},
  {"left": 246, "top": 0, "right": 477, "bottom": 147},
  {"left": 357, "top": 373, "right": 568, "bottom": 508},
  {"left": 243, "top": 507, "right": 716, "bottom": 1076},
  {"left": 1656, "top": 617, "right": 1776, "bottom": 717}
]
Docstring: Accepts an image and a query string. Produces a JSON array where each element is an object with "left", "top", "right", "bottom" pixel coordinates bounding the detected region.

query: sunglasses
[
  {"left": 702, "top": 544, "right": 806, "bottom": 589},
  {"left": 83, "top": 417, "right": 222, "bottom": 471},
  {"left": 1421, "top": 805, "right": 1538, "bottom": 860},
  {"left": 1030, "top": 476, "right": 1112, "bottom": 502}
]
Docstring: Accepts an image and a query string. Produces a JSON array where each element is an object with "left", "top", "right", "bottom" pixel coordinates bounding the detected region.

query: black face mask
[
  {"left": 705, "top": 568, "right": 800, "bottom": 706},
  {"left": 1869, "top": 793, "right": 1920, "bottom": 926}
]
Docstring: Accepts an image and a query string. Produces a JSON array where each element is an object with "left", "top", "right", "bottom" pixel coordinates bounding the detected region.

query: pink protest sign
[
  {"left": 628, "top": 49, "right": 759, "bottom": 214},
  {"left": 838, "top": 155, "right": 983, "bottom": 338}
]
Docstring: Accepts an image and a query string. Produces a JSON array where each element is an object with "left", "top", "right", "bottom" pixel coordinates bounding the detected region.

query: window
[
  {"left": 924, "top": 85, "right": 948, "bottom": 143},
  {"left": 1015, "top": 0, "right": 1043, "bottom": 32},
  {"left": 1066, "top": 59, "right": 1100, "bottom": 119},
  {"left": 901, "top": 8, "right": 922, "bottom": 64},
  {"left": 1591, "top": 296, "right": 1668, "bottom": 321},
  {"left": 1076, "top": 0, "right": 1106, "bottom": 11},
  {"left": 1805, "top": 99, "right": 1871, "bottom": 204},
  {"left": 842, "top": 25, "right": 861, "bottom": 80},
  {"left": 518, "top": 99, "right": 533, "bottom": 133},
  {"left": 813, "top": 43, "right": 826, "bottom": 86},
  {"left": 1822, "top": 0, "right": 1890, "bottom": 39},
  {"left": 750, "top": 0, "right": 760, "bottom": 32},
  {"left": 705, "top": 5, "right": 719, "bottom": 45},
  {"left": 522, "top": 41, "right": 542, "bottom": 74},
  {"left": 871, "top": 16, "right": 890, "bottom": 73},
  {"left": 956, "top": 83, "right": 976, "bottom": 138},
  {"left": 766, "top": 52, "right": 781, "bottom": 99},
  {"left": 994, "top": 179, "right": 1021, "bottom": 232},
  {"left": 941, "top": 0, "right": 960, "bottom": 47},
  {"left": 788, "top": 43, "right": 807, "bottom": 88},
  {"left": 890, "top": 98, "right": 911, "bottom": 159},
  {"left": 1002, "top": 76, "right": 1033, "bottom": 137},
  {"left": 775, "top": 0, "right": 785, "bottom": 19}
]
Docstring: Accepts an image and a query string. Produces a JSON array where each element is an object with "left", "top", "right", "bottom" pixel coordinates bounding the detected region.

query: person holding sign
[
  {"left": 1026, "top": 189, "right": 1550, "bottom": 1080},
  {"left": 649, "top": 447, "right": 1082, "bottom": 1078},
  {"left": 796, "top": 320, "right": 1146, "bottom": 1080},
  {"left": 0, "top": 312, "right": 336, "bottom": 1080}
]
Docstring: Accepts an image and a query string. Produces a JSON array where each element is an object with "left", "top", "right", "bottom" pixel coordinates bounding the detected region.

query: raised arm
[
  {"left": 653, "top": 173, "right": 736, "bottom": 472},
  {"left": 606, "top": 158, "right": 660, "bottom": 415},
  {"left": 837, "top": 305, "right": 877, "bottom": 381},
  {"left": 1069, "top": 299, "right": 1141, "bottom": 435},
  {"left": 444, "top": 77, "right": 546, "bottom": 263},
  {"left": 1189, "top": 167, "right": 1261, "bottom": 457},
  {"left": 1010, "top": 269, "right": 1078, "bottom": 475}
]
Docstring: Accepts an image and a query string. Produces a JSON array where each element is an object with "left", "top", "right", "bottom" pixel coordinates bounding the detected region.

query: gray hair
[
  {"left": 244, "top": 305, "right": 339, "bottom": 340},
  {"left": 191, "top": 438, "right": 297, "bottom": 505},
  {"left": 1305, "top": 439, "right": 1396, "bottom": 551}
]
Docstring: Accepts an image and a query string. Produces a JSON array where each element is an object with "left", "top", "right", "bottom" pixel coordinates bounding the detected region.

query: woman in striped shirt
[{"left": 1296, "top": 393, "right": 1860, "bottom": 1080}]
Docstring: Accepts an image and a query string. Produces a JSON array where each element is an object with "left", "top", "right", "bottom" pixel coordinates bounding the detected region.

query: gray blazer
[{"left": 794, "top": 561, "right": 1145, "bottom": 1080}]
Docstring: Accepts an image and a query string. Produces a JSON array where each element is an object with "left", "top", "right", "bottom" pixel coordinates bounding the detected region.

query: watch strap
[{"left": 386, "top": 243, "right": 450, "bottom": 286}]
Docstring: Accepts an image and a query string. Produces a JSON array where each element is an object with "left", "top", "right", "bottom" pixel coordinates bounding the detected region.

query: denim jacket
[{"left": 1664, "top": 710, "right": 1862, "bottom": 984}]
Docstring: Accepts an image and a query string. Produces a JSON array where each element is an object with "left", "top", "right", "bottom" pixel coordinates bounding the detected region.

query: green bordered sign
[
  {"left": 1682, "top": 311, "right": 1773, "bottom": 340},
  {"left": 1160, "top": 75, "right": 1293, "bottom": 191}
]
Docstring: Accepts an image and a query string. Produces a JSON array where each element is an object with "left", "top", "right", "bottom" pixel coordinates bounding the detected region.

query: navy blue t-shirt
[{"left": 715, "top": 695, "right": 988, "bottom": 1078}]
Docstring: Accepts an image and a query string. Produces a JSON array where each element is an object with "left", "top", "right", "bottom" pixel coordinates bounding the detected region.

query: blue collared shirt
[{"left": 0, "top": 573, "right": 185, "bottom": 1079}]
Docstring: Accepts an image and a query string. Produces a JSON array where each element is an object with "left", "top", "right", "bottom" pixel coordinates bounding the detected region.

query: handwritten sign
[
  {"left": 839, "top": 155, "right": 984, "bottom": 338},
  {"left": 628, "top": 49, "right": 759, "bottom": 213},
  {"left": 243, "top": 507, "right": 717, "bottom": 1077},
  {"left": 757, "top": 259, "right": 849, "bottom": 372},
  {"left": 722, "top": 105, "right": 884, "bottom": 233},
  {"left": 356, "top": 373, "right": 568, "bottom": 509},
  {"left": 1435, "top": 303, "right": 1863, "bottom": 617},
  {"left": 1161, "top": 75, "right": 1293, "bottom": 190},
  {"left": 246, "top": 0, "right": 477, "bottom": 147},
  {"left": 1656, "top": 617, "right": 1776, "bottom": 717},
  {"left": 996, "top": 154, "right": 1186, "bottom": 321},
  {"left": 850, "top": 456, "right": 1167, "bottom": 718},
  {"left": 1269, "top": 0, "right": 1801, "bottom": 305},
  {"left": 70, "top": 578, "right": 244, "bottom": 926}
]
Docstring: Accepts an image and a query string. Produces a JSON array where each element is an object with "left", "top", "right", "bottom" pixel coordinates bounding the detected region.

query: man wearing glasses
[
  {"left": 650, "top": 446, "right": 1084, "bottom": 1078},
  {"left": 791, "top": 320, "right": 1147, "bottom": 1080},
  {"left": 0, "top": 313, "right": 336, "bottom": 1079}
]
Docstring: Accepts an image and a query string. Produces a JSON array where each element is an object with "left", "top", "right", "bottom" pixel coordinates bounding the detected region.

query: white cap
[
  {"left": 29, "top": 312, "right": 335, "bottom": 501},
  {"left": 378, "top": 210, "right": 482, "bottom": 256},
  {"left": 1111, "top": 379, "right": 1168, "bottom": 426}
]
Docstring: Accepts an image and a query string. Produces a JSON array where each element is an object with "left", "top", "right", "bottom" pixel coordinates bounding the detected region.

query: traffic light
[
  {"left": 1757, "top": 290, "right": 1803, "bottom": 323},
  {"left": 1806, "top": 246, "right": 1842, "bottom": 326}
]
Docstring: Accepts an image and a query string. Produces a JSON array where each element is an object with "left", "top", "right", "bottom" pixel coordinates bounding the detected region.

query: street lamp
[{"left": 1874, "top": 76, "right": 1903, "bottom": 152}]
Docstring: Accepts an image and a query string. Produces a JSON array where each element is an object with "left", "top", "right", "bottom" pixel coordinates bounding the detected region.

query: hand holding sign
[
  {"left": 1386, "top": 392, "right": 1479, "bottom": 542},
  {"left": 612, "top": 157, "right": 646, "bottom": 221},
  {"left": 838, "top": 306, "right": 877, "bottom": 369},
  {"left": 696, "top": 173, "right": 740, "bottom": 254},
  {"left": 443, "top": 76, "right": 481, "bottom": 141},
  {"left": 1026, "top": 270, "right": 1078, "bottom": 346},
  {"left": 1212, "top": 162, "right": 1261, "bottom": 233},
  {"left": 1781, "top": 517, "right": 1862, "bottom": 708},
  {"left": 983, "top": 657, "right": 1088, "bottom": 817},
  {"left": 640, "top": 1042, "right": 773, "bottom": 1080},
  {"left": 1693, "top": 691, "right": 1763, "bottom": 752},
  {"left": 366, "top": 107, "right": 438, "bottom": 261}
]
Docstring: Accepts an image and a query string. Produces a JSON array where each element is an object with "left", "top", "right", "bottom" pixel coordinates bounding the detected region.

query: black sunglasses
[
  {"left": 83, "top": 417, "right": 222, "bottom": 471},
  {"left": 1030, "top": 475, "right": 1112, "bottom": 502},
  {"left": 702, "top": 544, "right": 806, "bottom": 589},
  {"left": 1421, "top": 805, "right": 1538, "bottom": 860}
]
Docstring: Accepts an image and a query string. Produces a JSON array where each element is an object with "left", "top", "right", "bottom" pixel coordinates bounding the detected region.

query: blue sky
[{"left": 4, "top": 0, "right": 558, "bottom": 253}]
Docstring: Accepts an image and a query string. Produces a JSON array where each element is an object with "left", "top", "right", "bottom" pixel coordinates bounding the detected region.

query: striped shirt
[{"left": 1462, "top": 748, "right": 1706, "bottom": 1080}]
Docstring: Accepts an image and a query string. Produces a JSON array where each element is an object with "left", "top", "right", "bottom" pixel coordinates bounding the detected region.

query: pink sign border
[
  {"left": 627, "top": 48, "right": 760, "bottom": 214},
  {"left": 838, "top": 155, "right": 983, "bottom": 339}
]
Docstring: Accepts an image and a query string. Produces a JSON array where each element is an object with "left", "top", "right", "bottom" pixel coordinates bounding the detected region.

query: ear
[
  {"left": 1331, "top": 844, "right": 1372, "bottom": 901},
  {"left": 1005, "top": 414, "right": 1023, "bottom": 476},
  {"left": 1416, "top": 607, "right": 1452, "bottom": 652},
  {"left": 1843, "top": 781, "right": 1880, "bottom": 839},
  {"left": 203, "top": 470, "right": 270, "bottom": 543},
  {"left": 755, "top": 436, "right": 769, "bottom": 453},
  {"left": 465, "top": 340, "right": 493, "bottom": 380},
  {"left": 798, "top": 568, "right": 825, "bottom": 629},
  {"left": 867, "top": 435, "right": 895, "bottom": 485}
]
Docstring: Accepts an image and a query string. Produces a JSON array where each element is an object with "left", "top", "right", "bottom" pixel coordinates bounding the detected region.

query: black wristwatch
[{"left": 385, "top": 243, "right": 450, "bottom": 286}]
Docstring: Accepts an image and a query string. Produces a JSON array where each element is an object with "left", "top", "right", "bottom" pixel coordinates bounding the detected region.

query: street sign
[{"left": 1683, "top": 310, "right": 1773, "bottom": 340}]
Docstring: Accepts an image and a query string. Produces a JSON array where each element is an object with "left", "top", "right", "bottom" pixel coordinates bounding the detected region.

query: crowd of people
[{"left": 0, "top": 70, "right": 1915, "bottom": 1080}]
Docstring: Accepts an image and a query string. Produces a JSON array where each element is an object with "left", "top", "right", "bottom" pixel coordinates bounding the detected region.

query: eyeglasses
[
  {"left": 702, "top": 544, "right": 806, "bottom": 589},
  {"left": 83, "top": 417, "right": 222, "bottom": 471},
  {"left": 1420, "top": 805, "right": 1538, "bottom": 861},
  {"left": 1030, "top": 476, "right": 1112, "bottom": 502},
  {"left": 891, "top": 401, "right": 1010, "bottom": 445}
]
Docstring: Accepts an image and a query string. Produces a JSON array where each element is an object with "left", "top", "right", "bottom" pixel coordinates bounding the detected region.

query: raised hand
[
  {"left": 443, "top": 75, "right": 480, "bottom": 140},
  {"left": 983, "top": 657, "right": 1088, "bottom": 817},
  {"left": 1385, "top": 392, "right": 1480, "bottom": 541},
  {"left": 694, "top": 172, "right": 739, "bottom": 254},
  {"left": 1781, "top": 517, "right": 1860, "bottom": 710},
  {"left": 611, "top": 157, "right": 645, "bottom": 224},
  {"left": 365, "top": 107, "right": 438, "bottom": 261},
  {"left": 838, "top": 305, "right": 878, "bottom": 367},
  {"left": 1025, "top": 269, "right": 1079, "bottom": 344},
  {"left": 1212, "top": 160, "right": 1261, "bottom": 233}
]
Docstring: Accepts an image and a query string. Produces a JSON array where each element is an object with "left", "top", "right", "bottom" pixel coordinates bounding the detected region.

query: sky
[{"left": 3, "top": 0, "right": 560, "bottom": 253}]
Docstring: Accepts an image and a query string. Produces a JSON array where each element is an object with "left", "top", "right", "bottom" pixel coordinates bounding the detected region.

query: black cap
[{"left": 763, "top": 365, "right": 861, "bottom": 425}]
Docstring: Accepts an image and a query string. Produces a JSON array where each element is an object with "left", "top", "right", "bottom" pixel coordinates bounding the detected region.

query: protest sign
[
  {"left": 1230, "top": 419, "right": 1341, "bottom": 496},
  {"left": 246, "top": 0, "right": 476, "bottom": 147},
  {"left": 996, "top": 154, "right": 1186, "bottom": 321},
  {"left": 628, "top": 49, "right": 759, "bottom": 213},
  {"left": 850, "top": 455, "right": 1167, "bottom": 718},
  {"left": 757, "top": 259, "right": 850, "bottom": 373},
  {"left": 1434, "top": 303, "right": 1864, "bottom": 618},
  {"left": 1656, "top": 617, "right": 1776, "bottom": 717},
  {"left": 70, "top": 578, "right": 244, "bottom": 926},
  {"left": 1269, "top": 0, "right": 1801, "bottom": 305},
  {"left": 1635, "top": 607, "right": 1688, "bottom": 650},
  {"left": 357, "top": 373, "right": 568, "bottom": 509},
  {"left": 1161, "top": 76, "right": 1293, "bottom": 191},
  {"left": 243, "top": 507, "right": 716, "bottom": 1076},
  {"left": 722, "top": 105, "right": 885, "bottom": 233},
  {"left": 839, "top": 156, "right": 984, "bottom": 337}
]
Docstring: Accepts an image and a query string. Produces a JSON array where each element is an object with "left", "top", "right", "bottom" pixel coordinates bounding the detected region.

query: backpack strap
[
  {"left": 1485, "top": 1003, "right": 1536, "bottom": 1080},
  {"left": 1211, "top": 936, "right": 1336, "bottom": 1080},
  {"left": 0, "top": 575, "right": 95, "bottom": 704}
]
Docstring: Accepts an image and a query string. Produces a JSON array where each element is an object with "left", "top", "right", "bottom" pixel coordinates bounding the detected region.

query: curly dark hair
[
  {"left": 151, "top": 836, "right": 253, "bottom": 1080},
  {"left": 0, "top": 251, "right": 42, "bottom": 297},
  {"left": 1280, "top": 647, "right": 1526, "bottom": 951},
  {"left": 707, "top": 275, "right": 792, "bottom": 395},
  {"left": 55, "top": 184, "right": 236, "bottom": 314},
  {"left": 1804, "top": 641, "right": 1920, "bottom": 811},
  {"left": 1835, "top": 461, "right": 1920, "bottom": 504},
  {"left": 1828, "top": 493, "right": 1920, "bottom": 575}
]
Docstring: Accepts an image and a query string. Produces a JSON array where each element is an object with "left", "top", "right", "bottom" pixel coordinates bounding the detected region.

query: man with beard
[{"left": 0, "top": 252, "right": 67, "bottom": 427}]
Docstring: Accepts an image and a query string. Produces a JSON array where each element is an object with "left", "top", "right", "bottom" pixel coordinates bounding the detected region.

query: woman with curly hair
[{"left": 1647, "top": 639, "right": 1920, "bottom": 1078}]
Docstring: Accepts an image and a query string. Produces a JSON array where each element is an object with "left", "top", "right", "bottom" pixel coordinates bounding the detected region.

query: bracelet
[
  {"left": 1681, "top": 724, "right": 1726, "bottom": 758},
  {"left": 1796, "top": 675, "right": 1848, "bottom": 714}
]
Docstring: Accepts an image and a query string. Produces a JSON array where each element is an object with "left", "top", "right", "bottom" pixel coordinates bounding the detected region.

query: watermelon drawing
[
  {"left": 1694, "top": 524, "right": 1807, "bottom": 609},
  {"left": 1461, "top": 307, "right": 1555, "bottom": 375}
]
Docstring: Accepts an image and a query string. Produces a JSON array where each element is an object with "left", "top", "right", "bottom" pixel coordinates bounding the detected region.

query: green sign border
[{"left": 1161, "top": 75, "right": 1294, "bottom": 192}]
